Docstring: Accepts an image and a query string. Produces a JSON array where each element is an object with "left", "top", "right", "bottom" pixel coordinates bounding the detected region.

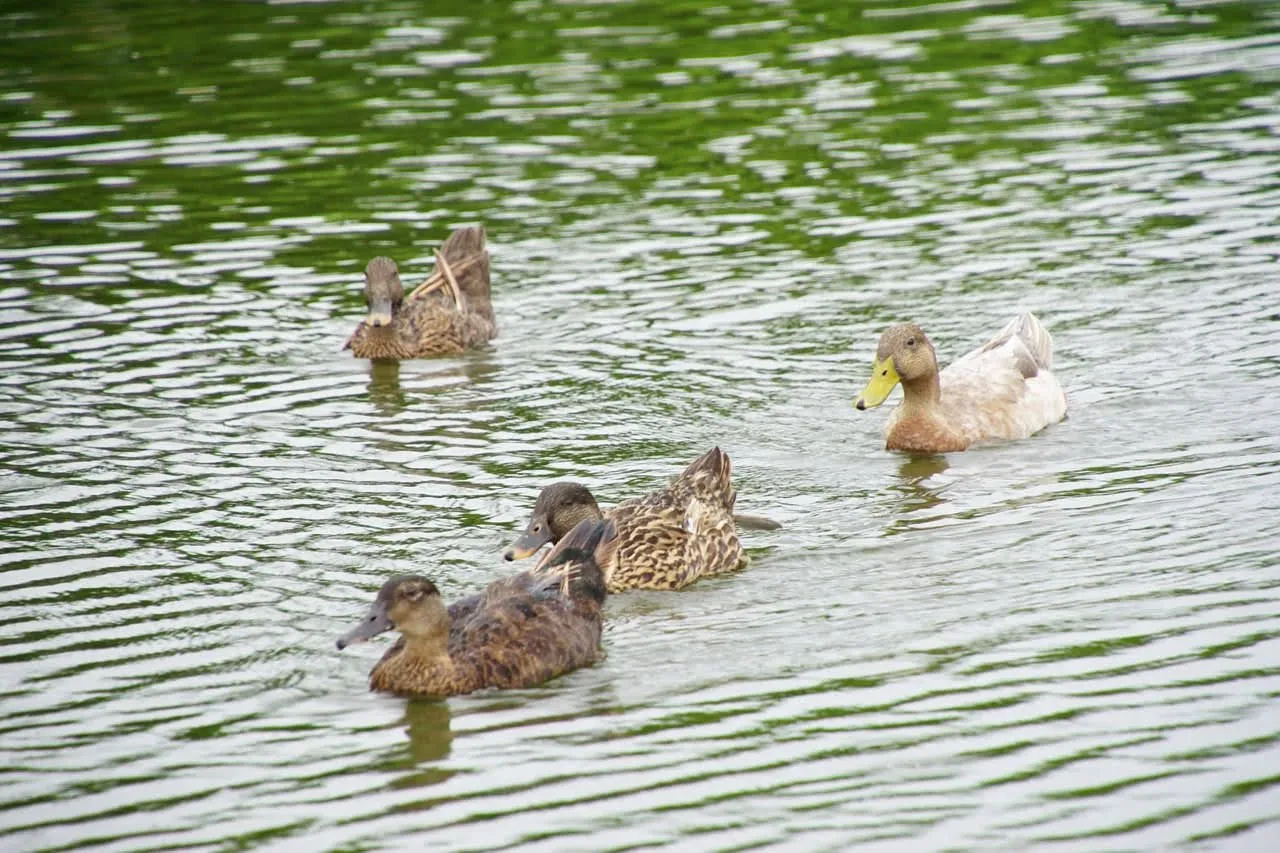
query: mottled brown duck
[
  {"left": 503, "top": 447, "right": 750, "bottom": 592},
  {"left": 337, "top": 519, "right": 616, "bottom": 698},
  {"left": 344, "top": 225, "right": 496, "bottom": 360}
]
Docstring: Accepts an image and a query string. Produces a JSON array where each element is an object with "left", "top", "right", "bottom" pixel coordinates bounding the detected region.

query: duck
[
  {"left": 343, "top": 225, "right": 496, "bottom": 360},
  {"left": 853, "top": 312, "right": 1067, "bottom": 453},
  {"left": 336, "top": 519, "right": 616, "bottom": 698},
  {"left": 503, "top": 447, "right": 749, "bottom": 592}
]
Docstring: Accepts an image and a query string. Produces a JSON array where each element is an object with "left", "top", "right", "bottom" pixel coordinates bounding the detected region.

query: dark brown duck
[{"left": 337, "top": 519, "right": 616, "bottom": 698}]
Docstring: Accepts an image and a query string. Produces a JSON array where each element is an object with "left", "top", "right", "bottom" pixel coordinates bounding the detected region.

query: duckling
[
  {"left": 854, "top": 312, "right": 1067, "bottom": 453},
  {"left": 337, "top": 519, "right": 616, "bottom": 698},
  {"left": 503, "top": 447, "right": 748, "bottom": 592},
  {"left": 343, "top": 225, "right": 496, "bottom": 360}
]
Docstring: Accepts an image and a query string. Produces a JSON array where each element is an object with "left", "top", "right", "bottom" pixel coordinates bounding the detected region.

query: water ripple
[{"left": 3, "top": 0, "right": 1280, "bottom": 850}]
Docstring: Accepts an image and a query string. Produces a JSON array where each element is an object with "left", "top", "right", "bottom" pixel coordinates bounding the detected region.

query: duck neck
[
  {"left": 358, "top": 320, "right": 412, "bottom": 361},
  {"left": 899, "top": 370, "right": 942, "bottom": 415},
  {"left": 400, "top": 617, "right": 452, "bottom": 665}
]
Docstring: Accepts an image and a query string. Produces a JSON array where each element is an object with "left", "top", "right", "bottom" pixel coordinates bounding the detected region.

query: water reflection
[
  {"left": 361, "top": 351, "right": 508, "bottom": 417},
  {"left": 1, "top": 0, "right": 1279, "bottom": 850},
  {"left": 366, "top": 360, "right": 405, "bottom": 416},
  {"left": 887, "top": 454, "right": 951, "bottom": 524},
  {"left": 400, "top": 700, "right": 453, "bottom": 766},
  {"left": 357, "top": 700, "right": 457, "bottom": 795}
]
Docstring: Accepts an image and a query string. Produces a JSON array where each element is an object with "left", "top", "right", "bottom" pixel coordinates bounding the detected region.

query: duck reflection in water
[
  {"left": 358, "top": 701, "right": 456, "bottom": 793},
  {"left": 890, "top": 454, "right": 951, "bottom": 521},
  {"left": 364, "top": 352, "right": 503, "bottom": 418},
  {"left": 366, "top": 359, "right": 405, "bottom": 416},
  {"left": 401, "top": 700, "right": 453, "bottom": 765}
]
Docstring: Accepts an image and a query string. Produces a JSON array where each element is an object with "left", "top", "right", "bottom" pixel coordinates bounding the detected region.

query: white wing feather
[{"left": 934, "top": 312, "right": 1067, "bottom": 444}]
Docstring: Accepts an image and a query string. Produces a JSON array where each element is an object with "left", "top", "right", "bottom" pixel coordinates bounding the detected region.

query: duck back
[
  {"left": 603, "top": 447, "right": 745, "bottom": 591},
  {"left": 447, "top": 576, "right": 602, "bottom": 691},
  {"left": 933, "top": 312, "right": 1068, "bottom": 445}
]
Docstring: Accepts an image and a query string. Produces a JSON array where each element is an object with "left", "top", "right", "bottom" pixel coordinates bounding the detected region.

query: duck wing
[
  {"left": 939, "top": 312, "right": 1067, "bottom": 442},
  {"left": 538, "top": 519, "right": 615, "bottom": 606},
  {"left": 449, "top": 577, "right": 602, "bottom": 690}
]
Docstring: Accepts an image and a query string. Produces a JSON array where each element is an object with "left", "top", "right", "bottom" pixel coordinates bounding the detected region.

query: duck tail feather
[
  {"left": 679, "top": 446, "right": 735, "bottom": 507},
  {"left": 982, "top": 312, "right": 1054, "bottom": 374},
  {"left": 439, "top": 225, "right": 492, "bottom": 320},
  {"left": 732, "top": 512, "right": 782, "bottom": 531},
  {"left": 440, "top": 224, "right": 486, "bottom": 262},
  {"left": 1012, "top": 311, "right": 1054, "bottom": 370}
]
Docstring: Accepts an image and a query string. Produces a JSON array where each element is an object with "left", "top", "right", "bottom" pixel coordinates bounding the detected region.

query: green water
[{"left": 2, "top": 0, "right": 1279, "bottom": 849}]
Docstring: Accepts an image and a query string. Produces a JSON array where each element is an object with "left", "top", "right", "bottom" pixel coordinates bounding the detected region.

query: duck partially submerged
[
  {"left": 344, "top": 225, "right": 496, "bottom": 360},
  {"left": 337, "top": 519, "right": 616, "bottom": 698},
  {"left": 503, "top": 447, "right": 749, "bottom": 592},
  {"left": 854, "top": 312, "right": 1067, "bottom": 453}
]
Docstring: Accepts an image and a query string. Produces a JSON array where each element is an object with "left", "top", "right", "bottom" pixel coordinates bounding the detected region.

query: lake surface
[{"left": 3, "top": 0, "right": 1279, "bottom": 849}]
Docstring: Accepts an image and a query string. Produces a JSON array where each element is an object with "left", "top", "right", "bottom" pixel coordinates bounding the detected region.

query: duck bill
[
  {"left": 503, "top": 528, "right": 552, "bottom": 562},
  {"left": 855, "top": 357, "right": 900, "bottom": 410},
  {"left": 365, "top": 298, "right": 394, "bottom": 329},
  {"left": 336, "top": 601, "right": 394, "bottom": 650}
]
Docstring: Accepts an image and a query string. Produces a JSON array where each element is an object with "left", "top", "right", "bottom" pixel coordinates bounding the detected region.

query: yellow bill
[{"left": 855, "top": 357, "right": 899, "bottom": 410}]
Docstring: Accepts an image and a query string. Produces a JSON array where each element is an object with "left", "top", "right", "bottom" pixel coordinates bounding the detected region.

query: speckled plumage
[
  {"left": 344, "top": 226, "right": 496, "bottom": 360},
  {"left": 507, "top": 447, "right": 747, "bottom": 592},
  {"left": 339, "top": 520, "right": 614, "bottom": 698}
]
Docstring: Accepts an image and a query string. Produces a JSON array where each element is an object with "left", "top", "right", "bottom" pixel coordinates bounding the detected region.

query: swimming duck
[
  {"left": 337, "top": 519, "right": 616, "bottom": 698},
  {"left": 503, "top": 447, "right": 748, "bottom": 592},
  {"left": 854, "top": 312, "right": 1067, "bottom": 453},
  {"left": 343, "top": 225, "right": 496, "bottom": 360}
]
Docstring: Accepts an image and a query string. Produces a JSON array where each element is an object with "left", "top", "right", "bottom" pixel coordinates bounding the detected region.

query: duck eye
[
  {"left": 533, "top": 523, "right": 541, "bottom": 532},
  {"left": 906, "top": 337, "right": 915, "bottom": 346},
  {"left": 881, "top": 369, "right": 888, "bottom": 376}
]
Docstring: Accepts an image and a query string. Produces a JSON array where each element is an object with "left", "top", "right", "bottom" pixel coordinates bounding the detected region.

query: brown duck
[
  {"left": 504, "top": 447, "right": 755, "bottom": 592},
  {"left": 337, "top": 519, "right": 617, "bottom": 698},
  {"left": 344, "top": 225, "right": 496, "bottom": 360}
]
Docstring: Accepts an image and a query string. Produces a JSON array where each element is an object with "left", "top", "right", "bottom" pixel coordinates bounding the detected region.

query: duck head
[
  {"left": 337, "top": 574, "right": 448, "bottom": 651},
  {"left": 363, "top": 256, "right": 405, "bottom": 329},
  {"left": 503, "top": 482, "right": 603, "bottom": 562},
  {"left": 855, "top": 323, "right": 937, "bottom": 409}
]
